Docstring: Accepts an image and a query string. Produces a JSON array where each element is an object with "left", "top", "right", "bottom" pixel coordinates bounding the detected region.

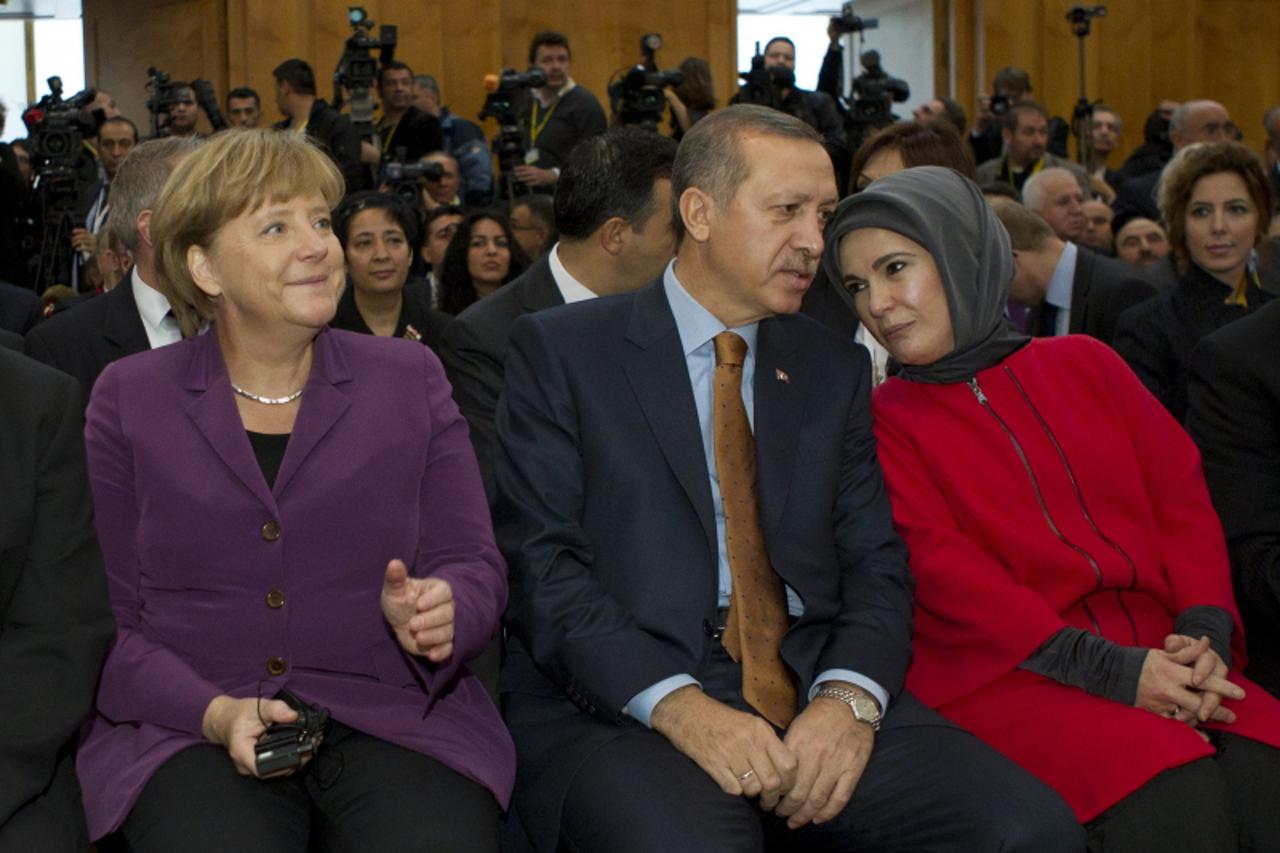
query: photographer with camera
[
  {"left": 272, "top": 58, "right": 367, "bottom": 194},
  {"left": 733, "top": 37, "right": 848, "bottom": 184},
  {"left": 969, "top": 66, "right": 1069, "bottom": 165},
  {"left": 413, "top": 74, "right": 493, "bottom": 205},
  {"left": 374, "top": 61, "right": 444, "bottom": 164},
  {"left": 71, "top": 116, "right": 140, "bottom": 289},
  {"left": 163, "top": 83, "right": 201, "bottom": 138},
  {"left": 512, "top": 31, "right": 607, "bottom": 189},
  {"left": 974, "top": 101, "right": 1088, "bottom": 196}
]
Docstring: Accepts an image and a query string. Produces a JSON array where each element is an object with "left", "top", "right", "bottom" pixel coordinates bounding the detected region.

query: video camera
[
  {"left": 609, "top": 33, "right": 683, "bottom": 132},
  {"left": 830, "top": 1, "right": 878, "bottom": 36},
  {"left": 477, "top": 66, "right": 547, "bottom": 202},
  {"left": 21, "top": 76, "right": 101, "bottom": 292},
  {"left": 333, "top": 6, "right": 397, "bottom": 137},
  {"left": 735, "top": 42, "right": 792, "bottom": 111},
  {"left": 850, "top": 50, "right": 909, "bottom": 125},
  {"left": 145, "top": 68, "right": 227, "bottom": 136},
  {"left": 380, "top": 152, "right": 445, "bottom": 209}
]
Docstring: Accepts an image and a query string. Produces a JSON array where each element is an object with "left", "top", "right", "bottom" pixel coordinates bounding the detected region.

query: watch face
[{"left": 852, "top": 693, "right": 879, "bottom": 720}]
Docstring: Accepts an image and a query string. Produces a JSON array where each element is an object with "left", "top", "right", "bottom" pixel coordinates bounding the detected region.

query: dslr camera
[
  {"left": 830, "top": 1, "right": 878, "bottom": 36},
  {"left": 254, "top": 690, "right": 330, "bottom": 777}
]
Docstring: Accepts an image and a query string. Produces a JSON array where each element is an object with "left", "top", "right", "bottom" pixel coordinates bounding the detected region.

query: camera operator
[
  {"left": 88, "top": 90, "right": 122, "bottom": 121},
  {"left": 733, "top": 37, "right": 848, "bottom": 181},
  {"left": 512, "top": 31, "right": 607, "bottom": 190},
  {"left": 71, "top": 116, "right": 140, "bottom": 284},
  {"left": 969, "top": 66, "right": 1069, "bottom": 164},
  {"left": 974, "top": 101, "right": 1088, "bottom": 196},
  {"left": 272, "top": 58, "right": 367, "bottom": 194},
  {"left": 226, "top": 87, "right": 261, "bottom": 128},
  {"left": 415, "top": 74, "right": 494, "bottom": 205},
  {"left": 374, "top": 61, "right": 443, "bottom": 163},
  {"left": 163, "top": 83, "right": 201, "bottom": 138},
  {"left": 419, "top": 151, "right": 462, "bottom": 209}
]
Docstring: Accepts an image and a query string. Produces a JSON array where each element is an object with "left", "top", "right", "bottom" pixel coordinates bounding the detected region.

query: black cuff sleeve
[
  {"left": 1019, "top": 627, "right": 1149, "bottom": 705},
  {"left": 1173, "top": 605, "right": 1234, "bottom": 670}
]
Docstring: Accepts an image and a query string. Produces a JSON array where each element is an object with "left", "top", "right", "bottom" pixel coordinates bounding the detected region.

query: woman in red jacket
[{"left": 823, "top": 166, "right": 1280, "bottom": 851}]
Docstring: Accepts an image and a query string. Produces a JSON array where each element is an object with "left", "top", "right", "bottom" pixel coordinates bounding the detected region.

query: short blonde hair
[{"left": 150, "top": 129, "right": 345, "bottom": 336}]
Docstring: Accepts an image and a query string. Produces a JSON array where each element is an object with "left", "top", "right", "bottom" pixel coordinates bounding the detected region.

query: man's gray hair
[
  {"left": 415, "top": 75, "right": 439, "bottom": 95},
  {"left": 1021, "top": 166, "right": 1077, "bottom": 213},
  {"left": 1169, "top": 100, "right": 1220, "bottom": 137},
  {"left": 105, "top": 136, "right": 203, "bottom": 252},
  {"left": 671, "top": 104, "right": 822, "bottom": 241}
]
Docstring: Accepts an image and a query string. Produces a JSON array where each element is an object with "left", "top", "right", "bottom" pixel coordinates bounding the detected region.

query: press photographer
[
  {"left": 477, "top": 65, "right": 546, "bottom": 202},
  {"left": 512, "top": 31, "right": 606, "bottom": 189},
  {"left": 374, "top": 60, "right": 444, "bottom": 163},
  {"left": 732, "top": 36, "right": 848, "bottom": 184},
  {"left": 272, "top": 58, "right": 367, "bottom": 193}
]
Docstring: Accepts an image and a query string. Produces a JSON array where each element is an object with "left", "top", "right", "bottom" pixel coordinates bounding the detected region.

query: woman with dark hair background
[
  {"left": 329, "top": 190, "right": 452, "bottom": 351},
  {"left": 849, "top": 120, "right": 977, "bottom": 193},
  {"left": 437, "top": 210, "right": 529, "bottom": 316},
  {"left": 666, "top": 57, "right": 716, "bottom": 140}
]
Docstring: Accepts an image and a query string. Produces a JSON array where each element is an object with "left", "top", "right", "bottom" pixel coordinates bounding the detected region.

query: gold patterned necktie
[{"left": 712, "top": 331, "right": 797, "bottom": 728}]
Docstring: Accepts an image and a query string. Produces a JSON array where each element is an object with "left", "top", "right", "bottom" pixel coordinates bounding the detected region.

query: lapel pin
[{"left": 775, "top": 368, "right": 790, "bottom": 384}]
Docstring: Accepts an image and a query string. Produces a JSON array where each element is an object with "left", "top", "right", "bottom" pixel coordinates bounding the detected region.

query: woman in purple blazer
[{"left": 77, "top": 129, "right": 513, "bottom": 851}]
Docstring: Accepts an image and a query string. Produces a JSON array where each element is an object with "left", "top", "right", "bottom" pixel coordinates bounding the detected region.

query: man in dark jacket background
[{"left": 272, "top": 58, "right": 367, "bottom": 194}]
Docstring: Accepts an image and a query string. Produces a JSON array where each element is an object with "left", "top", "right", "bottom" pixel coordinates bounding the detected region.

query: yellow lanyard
[
  {"left": 1004, "top": 157, "right": 1045, "bottom": 188},
  {"left": 380, "top": 115, "right": 403, "bottom": 155},
  {"left": 530, "top": 99, "right": 559, "bottom": 145}
]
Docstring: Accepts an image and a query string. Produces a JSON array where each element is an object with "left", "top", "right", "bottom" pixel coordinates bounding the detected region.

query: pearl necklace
[{"left": 230, "top": 383, "right": 304, "bottom": 405}]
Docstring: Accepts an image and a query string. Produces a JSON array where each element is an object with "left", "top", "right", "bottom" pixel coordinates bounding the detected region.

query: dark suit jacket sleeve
[
  {"left": 0, "top": 369, "right": 114, "bottom": 825},
  {"left": 817, "top": 47, "right": 843, "bottom": 101},
  {"left": 494, "top": 315, "right": 697, "bottom": 719},
  {"left": 440, "top": 315, "right": 503, "bottom": 498},
  {"left": 409, "top": 345, "right": 508, "bottom": 684},
  {"left": 1112, "top": 301, "right": 1175, "bottom": 413},
  {"left": 1188, "top": 330, "right": 1280, "bottom": 635},
  {"left": 819, "top": 344, "right": 914, "bottom": 696},
  {"left": 84, "top": 365, "right": 225, "bottom": 736}
]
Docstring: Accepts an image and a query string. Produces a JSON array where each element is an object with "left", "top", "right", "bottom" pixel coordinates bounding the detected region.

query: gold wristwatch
[{"left": 814, "top": 684, "right": 881, "bottom": 731}]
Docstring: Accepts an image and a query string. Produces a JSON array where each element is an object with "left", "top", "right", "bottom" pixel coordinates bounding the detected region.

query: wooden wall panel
[
  {"left": 968, "top": 0, "right": 1280, "bottom": 162},
  {"left": 85, "top": 0, "right": 736, "bottom": 143}
]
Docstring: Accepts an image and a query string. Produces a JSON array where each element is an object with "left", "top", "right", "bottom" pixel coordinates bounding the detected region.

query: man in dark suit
[
  {"left": 0, "top": 279, "right": 40, "bottom": 334},
  {"left": 993, "top": 197, "right": 1156, "bottom": 345},
  {"left": 492, "top": 105, "right": 1080, "bottom": 853},
  {"left": 0, "top": 348, "right": 115, "bottom": 852},
  {"left": 25, "top": 137, "right": 200, "bottom": 400},
  {"left": 441, "top": 127, "right": 678, "bottom": 493},
  {"left": 374, "top": 61, "right": 444, "bottom": 163},
  {"left": 1188, "top": 300, "right": 1280, "bottom": 699}
]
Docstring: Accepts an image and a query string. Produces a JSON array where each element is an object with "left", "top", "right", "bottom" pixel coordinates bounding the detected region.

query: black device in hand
[{"left": 254, "top": 689, "right": 330, "bottom": 777}]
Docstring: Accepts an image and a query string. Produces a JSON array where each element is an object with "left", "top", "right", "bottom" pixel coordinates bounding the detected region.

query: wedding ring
[{"left": 738, "top": 769, "right": 755, "bottom": 782}]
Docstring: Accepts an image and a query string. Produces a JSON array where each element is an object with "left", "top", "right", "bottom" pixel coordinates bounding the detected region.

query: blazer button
[
  {"left": 261, "top": 521, "right": 281, "bottom": 541},
  {"left": 266, "top": 656, "right": 287, "bottom": 676},
  {"left": 266, "top": 589, "right": 285, "bottom": 609}
]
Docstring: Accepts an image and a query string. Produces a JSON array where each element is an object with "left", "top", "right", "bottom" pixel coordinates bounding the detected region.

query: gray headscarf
[{"left": 820, "top": 165, "right": 1028, "bottom": 384}]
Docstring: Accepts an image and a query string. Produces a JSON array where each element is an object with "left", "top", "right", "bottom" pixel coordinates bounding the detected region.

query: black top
[
  {"left": 329, "top": 279, "right": 452, "bottom": 352},
  {"left": 381, "top": 105, "right": 445, "bottom": 163},
  {"left": 274, "top": 99, "right": 366, "bottom": 195},
  {"left": 522, "top": 85, "right": 607, "bottom": 170},
  {"left": 247, "top": 430, "right": 290, "bottom": 490}
]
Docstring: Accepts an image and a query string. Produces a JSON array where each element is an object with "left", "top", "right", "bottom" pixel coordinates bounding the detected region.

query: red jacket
[{"left": 872, "top": 335, "right": 1280, "bottom": 821}]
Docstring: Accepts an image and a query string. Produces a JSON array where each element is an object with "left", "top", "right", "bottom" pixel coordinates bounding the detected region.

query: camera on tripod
[
  {"left": 478, "top": 66, "right": 547, "bottom": 201},
  {"left": 850, "top": 50, "right": 909, "bottom": 125},
  {"left": 830, "top": 1, "right": 878, "bottom": 36},
  {"left": 609, "top": 33, "right": 683, "bottom": 132},
  {"left": 333, "top": 6, "right": 397, "bottom": 136},
  {"left": 21, "top": 76, "right": 101, "bottom": 291},
  {"left": 380, "top": 154, "right": 445, "bottom": 209},
  {"left": 735, "top": 42, "right": 793, "bottom": 111}
]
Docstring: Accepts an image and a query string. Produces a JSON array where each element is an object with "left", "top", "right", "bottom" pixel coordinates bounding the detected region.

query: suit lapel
[
  {"left": 103, "top": 279, "right": 152, "bottom": 356},
  {"left": 621, "top": 282, "right": 716, "bottom": 553},
  {"left": 183, "top": 333, "right": 276, "bottom": 510},
  {"left": 519, "top": 255, "right": 565, "bottom": 313},
  {"left": 754, "top": 318, "right": 806, "bottom": 538},
  {"left": 1069, "top": 248, "right": 1092, "bottom": 335},
  {"left": 272, "top": 329, "right": 351, "bottom": 496}
]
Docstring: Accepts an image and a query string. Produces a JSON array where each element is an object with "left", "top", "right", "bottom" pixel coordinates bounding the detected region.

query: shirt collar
[
  {"left": 1046, "top": 241, "right": 1078, "bottom": 311},
  {"left": 547, "top": 243, "right": 597, "bottom": 304},
  {"left": 662, "top": 260, "right": 759, "bottom": 358},
  {"left": 131, "top": 266, "right": 173, "bottom": 327},
  {"left": 534, "top": 78, "right": 576, "bottom": 107}
]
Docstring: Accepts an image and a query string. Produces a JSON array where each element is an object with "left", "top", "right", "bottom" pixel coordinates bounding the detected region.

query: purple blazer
[{"left": 77, "top": 327, "right": 514, "bottom": 838}]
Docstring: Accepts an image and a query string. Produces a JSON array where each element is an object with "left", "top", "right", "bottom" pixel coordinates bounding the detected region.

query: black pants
[
  {"left": 111, "top": 721, "right": 499, "bottom": 853},
  {"left": 558, "top": 646, "right": 1084, "bottom": 853},
  {"left": 1086, "top": 731, "right": 1280, "bottom": 853},
  {"left": 0, "top": 752, "right": 88, "bottom": 853}
]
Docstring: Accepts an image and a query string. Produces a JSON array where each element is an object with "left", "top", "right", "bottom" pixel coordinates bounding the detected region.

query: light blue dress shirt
[
  {"left": 623, "top": 262, "right": 889, "bottom": 726},
  {"left": 1044, "top": 241, "right": 1079, "bottom": 338}
]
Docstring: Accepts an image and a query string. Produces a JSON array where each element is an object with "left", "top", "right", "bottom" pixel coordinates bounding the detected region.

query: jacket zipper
[
  {"left": 1003, "top": 367, "right": 1142, "bottom": 644},
  {"left": 967, "top": 377, "right": 1104, "bottom": 635}
]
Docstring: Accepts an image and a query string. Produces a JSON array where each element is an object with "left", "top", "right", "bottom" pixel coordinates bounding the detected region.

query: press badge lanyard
[{"left": 530, "top": 100, "right": 558, "bottom": 146}]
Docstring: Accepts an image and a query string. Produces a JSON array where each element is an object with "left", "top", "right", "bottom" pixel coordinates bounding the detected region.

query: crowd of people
[{"left": 1, "top": 22, "right": 1279, "bottom": 853}]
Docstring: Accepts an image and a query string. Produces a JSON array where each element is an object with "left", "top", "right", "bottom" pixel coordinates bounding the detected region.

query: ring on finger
[
  {"left": 1167, "top": 705, "right": 1180, "bottom": 718},
  {"left": 738, "top": 769, "right": 755, "bottom": 782}
]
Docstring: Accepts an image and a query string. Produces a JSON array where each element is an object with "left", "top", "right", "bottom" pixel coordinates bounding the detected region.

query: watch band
[{"left": 815, "top": 684, "right": 881, "bottom": 731}]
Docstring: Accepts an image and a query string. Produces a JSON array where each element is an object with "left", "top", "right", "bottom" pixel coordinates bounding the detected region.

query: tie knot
[{"left": 714, "top": 331, "right": 748, "bottom": 368}]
